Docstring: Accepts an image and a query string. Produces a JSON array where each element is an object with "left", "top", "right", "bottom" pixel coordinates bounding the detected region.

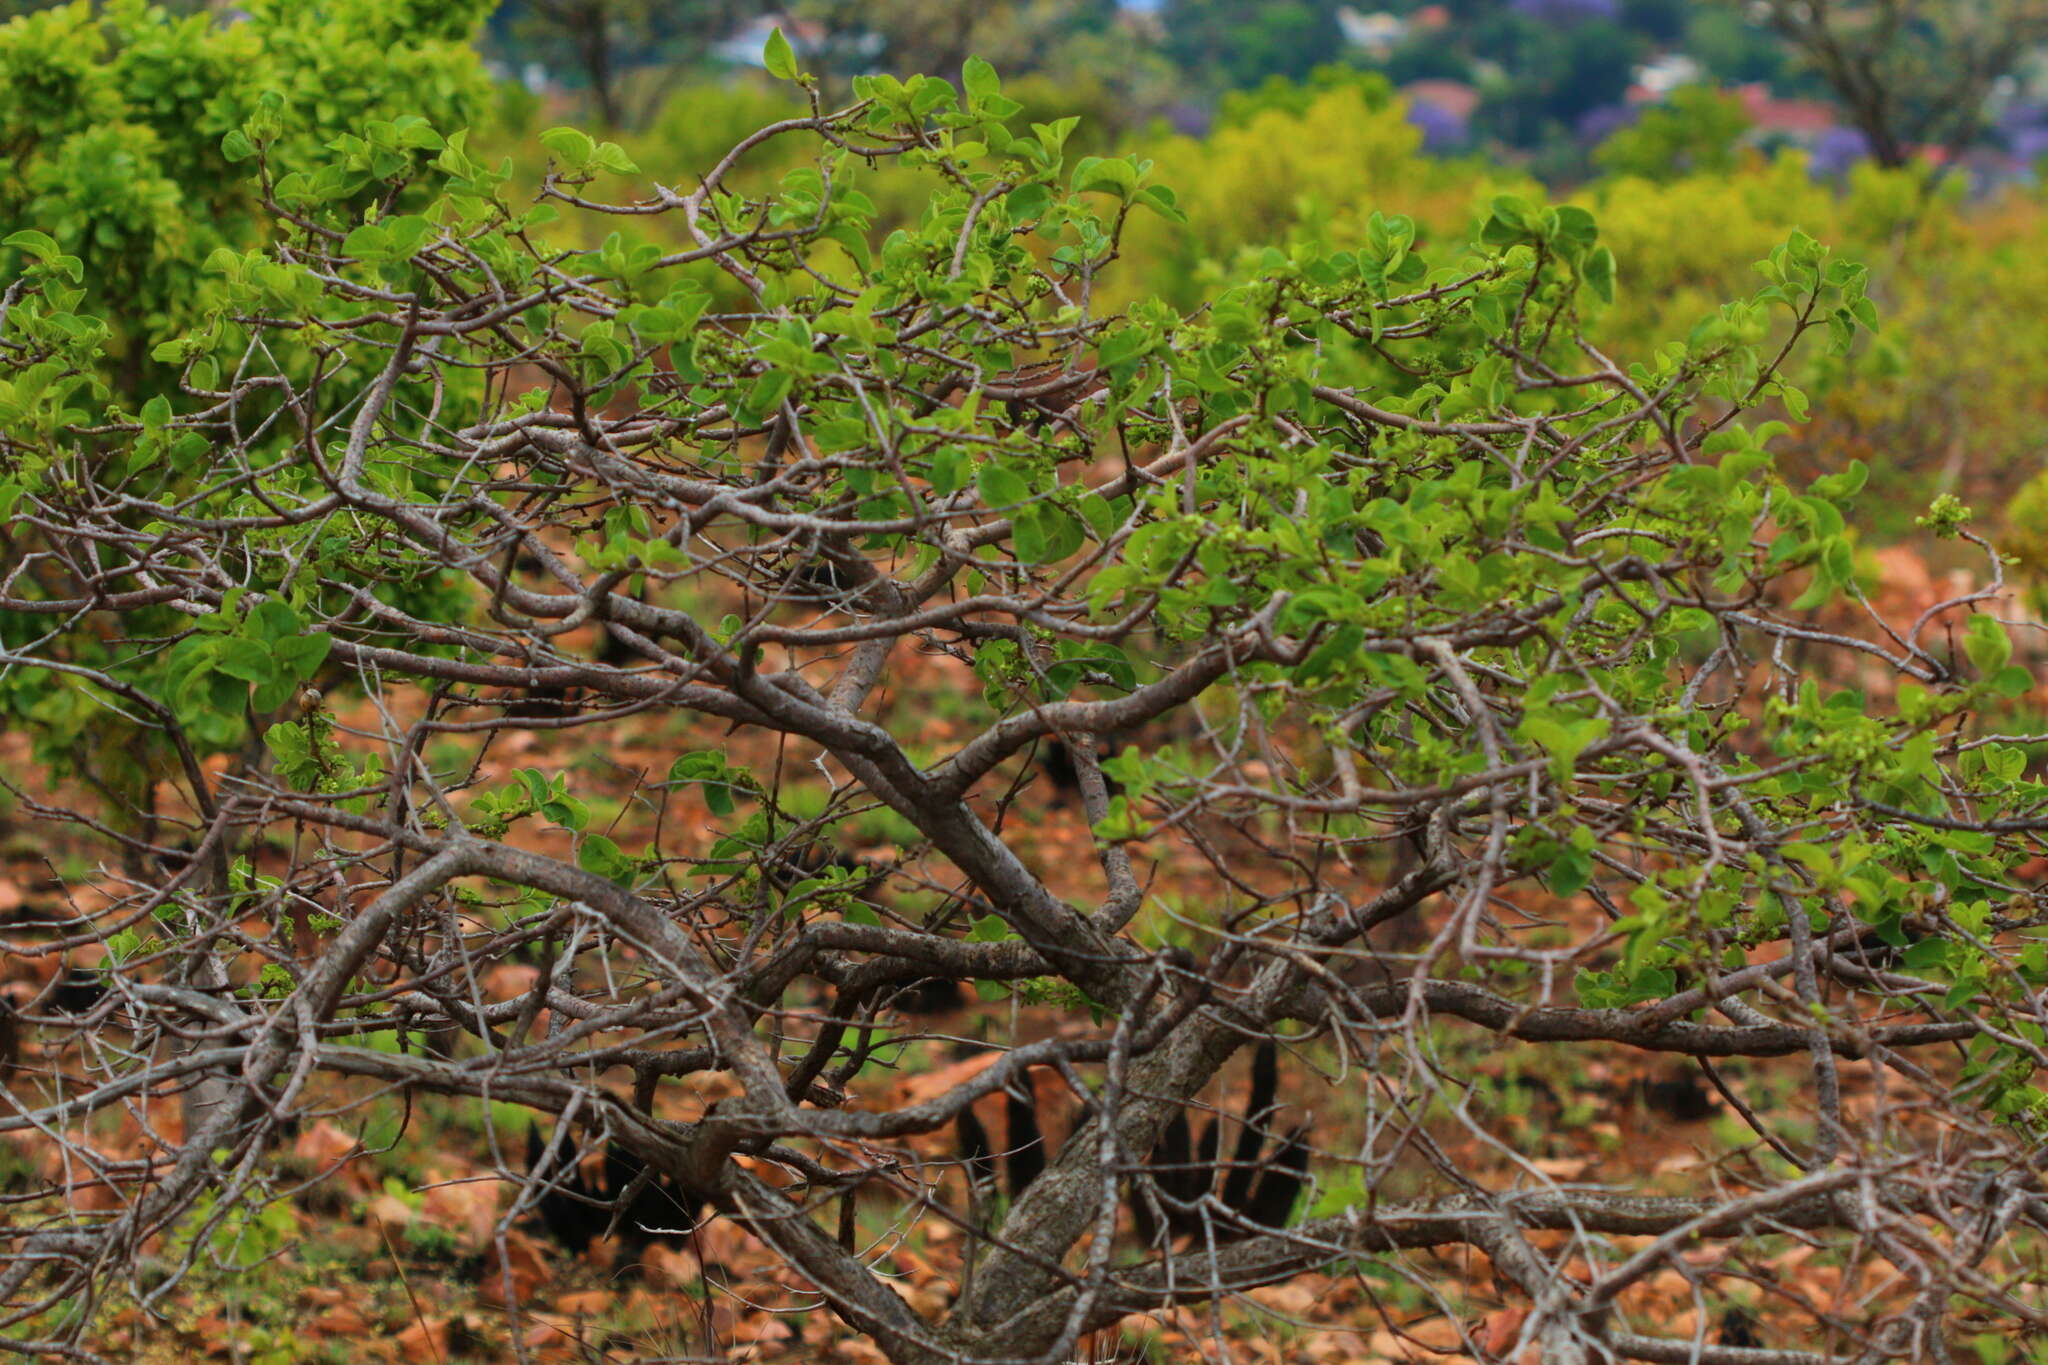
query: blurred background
[
  {"left": 448, "top": 0, "right": 2048, "bottom": 585},
  {"left": 10, "top": 0, "right": 2048, "bottom": 577}
]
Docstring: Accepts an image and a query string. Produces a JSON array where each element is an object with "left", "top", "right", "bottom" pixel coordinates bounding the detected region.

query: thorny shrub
[{"left": 3, "top": 24, "right": 2048, "bottom": 1365}]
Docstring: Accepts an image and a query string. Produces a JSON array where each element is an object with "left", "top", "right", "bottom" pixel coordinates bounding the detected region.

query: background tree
[
  {"left": 1727, "top": 0, "right": 2048, "bottom": 168},
  {"left": 485, "top": 0, "right": 744, "bottom": 130},
  {"left": 0, "top": 0, "right": 491, "bottom": 397},
  {"left": 1156, "top": 0, "right": 1348, "bottom": 92},
  {"left": 1594, "top": 83, "right": 1754, "bottom": 180},
  {"left": 787, "top": 0, "right": 1128, "bottom": 89},
  {"left": 1467, "top": 3, "right": 1644, "bottom": 151},
  {"left": 8, "top": 19, "right": 2048, "bottom": 1365}
]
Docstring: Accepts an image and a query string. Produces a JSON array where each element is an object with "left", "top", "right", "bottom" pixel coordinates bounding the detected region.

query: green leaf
[
  {"left": 592, "top": 142, "right": 639, "bottom": 175},
  {"left": 577, "top": 834, "right": 636, "bottom": 886},
  {"left": 1295, "top": 625, "right": 1362, "bottom": 685},
  {"left": 1549, "top": 849, "right": 1592, "bottom": 898},
  {"left": 968, "top": 913, "right": 1013, "bottom": 942},
  {"left": 1903, "top": 938, "right": 1950, "bottom": 974},
  {"left": 1481, "top": 196, "right": 1536, "bottom": 246},
  {"left": 3, "top": 230, "right": 59, "bottom": 263},
  {"left": 911, "top": 77, "right": 956, "bottom": 116},
  {"left": 1491, "top": 195, "right": 1534, "bottom": 230},
  {"left": 247, "top": 599, "right": 300, "bottom": 643},
  {"left": 253, "top": 674, "right": 296, "bottom": 715},
  {"left": 669, "top": 752, "right": 723, "bottom": 782},
  {"left": 1810, "top": 460, "right": 1868, "bottom": 502},
  {"left": 962, "top": 55, "right": 999, "bottom": 104},
  {"left": 1992, "top": 665, "right": 2033, "bottom": 698},
  {"left": 539, "top": 126, "right": 596, "bottom": 169},
  {"left": 1519, "top": 713, "right": 1610, "bottom": 783},
  {"left": 253, "top": 963, "right": 294, "bottom": 999},
  {"left": 669, "top": 752, "right": 743, "bottom": 814},
  {"left": 740, "top": 369, "right": 794, "bottom": 422},
  {"left": 342, "top": 223, "right": 391, "bottom": 260},
  {"left": 274, "top": 633, "right": 332, "bottom": 681},
  {"left": 1005, "top": 182, "right": 1052, "bottom": 223},
  {"left": 1015, "top": 504, "right": 1083, "bottom": 564},
  {"left": 1551, "top": 205, "right": 1598, "bottom": 259},
  {"left": 976, "top": 462, "right": 1031, "bottom": 510},
  {"left": 1133, "top": 184, "right": 1185, "bottom": 224},
  {"left": 1071, "top": 156, "right": 1136, "bottom": 200},
  {"left": 215, "top": 641, "right": 277, "bottom": 686},
  {"left": 541, "top": 795, "right": 589, "bottom": 832},
  {"left": 1964, "top": 615, "right": 2013, "bottom": 678},
  {"left": 1582, "top": 246, "right": 1616, "bottom": 303},
  {"left": 265, "top": 723, "right": 311, "bottom": 766},
  {"left": 1078, "top": 493, "right": 1119, "bottom": 542},
  {"left": 763, "top": 26, "right": 798, "bottom": 80},
  {"left": 1097, "top": 326, "right": 1154, "bottom": 371}
]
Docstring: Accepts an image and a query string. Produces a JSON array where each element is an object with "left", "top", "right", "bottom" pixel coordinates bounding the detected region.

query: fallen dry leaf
[
  {"left": 393, "top": 1316, "right": 451, "bottom": 1360},
  {"left": 557, "top": 1289, "right": 610, "bottom": 1317},
  {"left": 1482, "top": 1305, "right": 1530, "bottom": 1355},
  {"left": 1247, "top": 1282, "right": 1318, "bottom": 1316},
  {"left": 293, "top": 1120, "right": 363, "bottom": 1174},
  {"left": 479, "top": 1229, "right": 552, "bottom": 1306},
  {"left": 888, "top": 1049, "right": 1005, "bottom": 1110},
  {"left": 484, "top": 962, "right": 541, "bottom": 1000},
  {"left": 639, "top": 1241, "right": 702, "bottom": 1287},
  {"left": 519, "top": 1314, "right": 586, "bottom": 1362},
  {"left": 308, "top": 1306, "right": 373, "bottom": 1337},
  {"left": 421, "top": 1177, "right": 500, "bottom": 1249},
  {"left": 366, "top": 1193, "right": 414, "bottom": 1227},
  {"left": 892, "top": 1247, "right": 942, "bottom": 1288}
]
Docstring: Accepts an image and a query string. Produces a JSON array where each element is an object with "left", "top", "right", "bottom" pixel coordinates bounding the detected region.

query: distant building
[
  {"left": 1340, "top": 9, "right": 1410, "bottom": 57},
  {"left": 1734, "top": 83, "right": 1836, "bottom": 139},
  {"left": 1510, "top": 0, "right": 1620, "bottom": 21},
  {"left": 1807, "top": 125, "right": 1871, "bottom": 177},
  {"left": 1339, "top": 4, "right": 1450, "bottom": 57},
  {"left": 1631, "top": 53, "right": 1702, "bottom": 101},
  {"left": 1401, "top": 79, "right": 1481, "bottom": 123},
  {"left": 1403, "top": 80, "right": 1479, "bottom": 152},
  {"left": 1407, "top": 101, "right": 1467, "bottom": 150}
]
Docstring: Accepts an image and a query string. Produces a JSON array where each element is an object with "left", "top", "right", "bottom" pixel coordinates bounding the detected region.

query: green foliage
[
  {"left": 1593, "top": 84, "right": 1752, "bottom": 181},
  {"left": 762, "top": 24, "right": 797, "bottom": 81},
  {"left": 6, "top": 20, "right": 2048, "bottom": 1359},
  {"left": 1112, "top": 73, "right": 1527, "bottom": 310},
  {"left": 668, "top": 751, "right": 753, "bottom": 815},
  {"left": 0, "top": 0, "right": 491, "bottom": 394},
  {"left": 2006, "top": 474, "right": 2048, "bottom": 607},
  {"left": 1212, "top": 62, "right": 1396, "bottom": 128},
  {"left": 1158, "top": 0, "right": 1346, "bottom": 93},
  {"left": 0, "top": 0, "right": 491, "bottom": 794},
  {"left": 172, "top": 1181, "right": 300, "bottom": 1271}
]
